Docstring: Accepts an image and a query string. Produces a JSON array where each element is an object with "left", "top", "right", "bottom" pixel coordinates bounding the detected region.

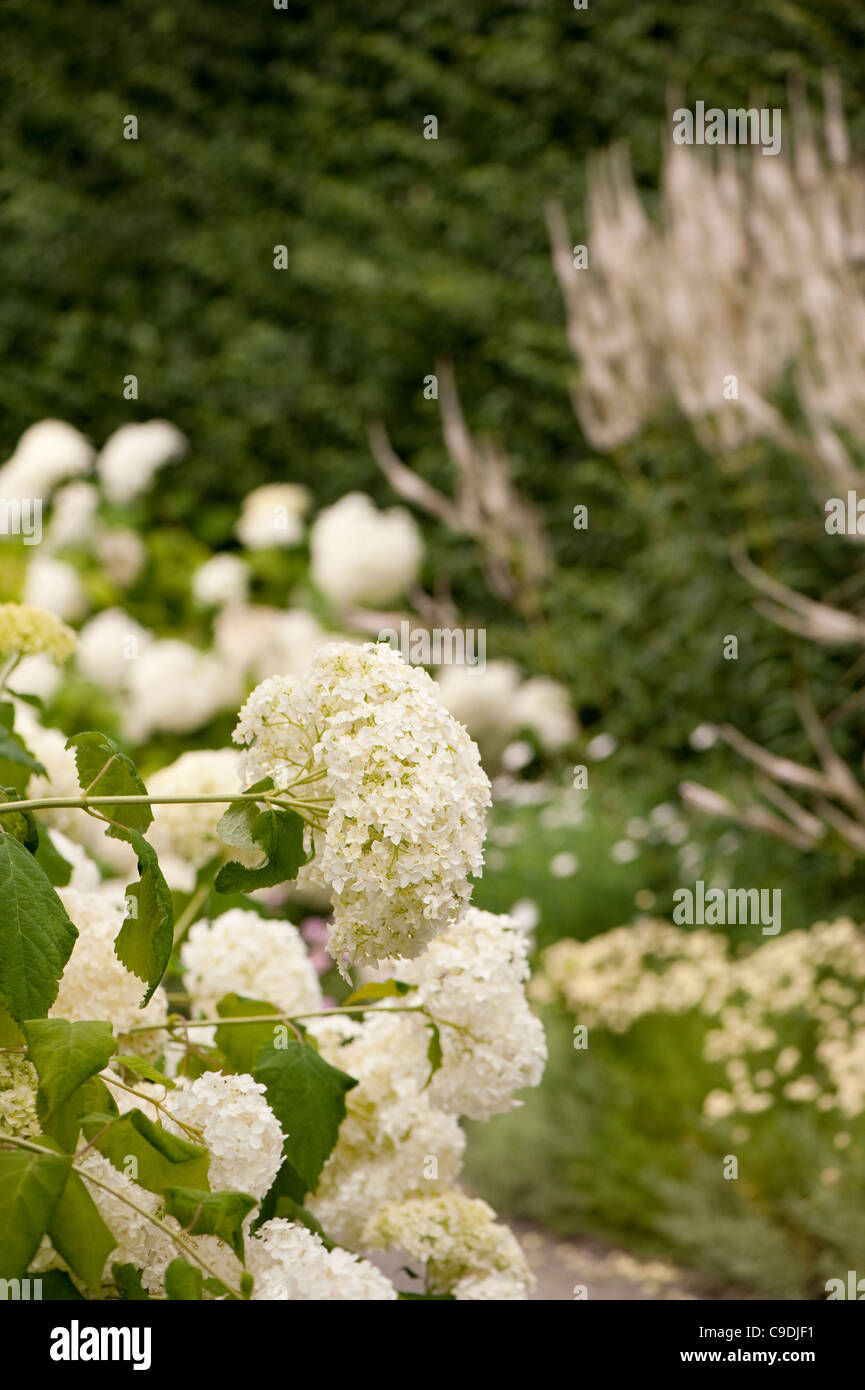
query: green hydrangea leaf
[
  {"left": 47, "top": 1169, "right": 117, "bottom": 1292},
  {"left": 0, "top": 1147, "right": 71, "bottom": 1277},
  {"left": 162, "top": 1186, "right": 257, "bottom": 1260},
  {"left": 23, "top": 1018, "right": 117, "bottom": 1118},
  {"left": 0, "top": 830, "right": 77, "bottom": 1023},
  {"left": 254, "top": 1040, "right": 357, "bottom": 1197},
  {"left": 164, "top": 1256, "right": 203, "bottom": 1300},
  {"left": 215, "top": 806, "right": 306, "bottom": 894},
  {"left": 65, "top": 731, "right": 152, "bottom": 835}
]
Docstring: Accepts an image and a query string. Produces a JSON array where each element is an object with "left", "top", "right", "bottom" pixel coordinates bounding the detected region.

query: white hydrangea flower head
[
  {"left": 192, "top": 553, "right": 250, "bottom": 608},
  {"left": 247, "top": 1219, "right": 397, "bottom": 1300},
  {"left": 159, "top": 1071, "right": 285, "bottom": 1200},
  {"left": 398, "top": 907, "right": 547, "bottom": 1120},
  {"left": 23, "top": 556, "right": 88, "bottom": 623},
  {"left": 0, "top": 1053, "right": 40, "bottom": 1139},
  {"left": 147, "top": 749, "right": 250, "bottom": 892},
  {"left": 363, "top": 1192, "right": 533, "bottom": 1300},
  {"left": 233, "top": 641, "right": 490, "bottom": 968},
  {"left": 308, "top": 1013, "right": 465, "bottom": 1247},
  {"left": 310, "top": 492, "right": 422, "bottom": 609},
  {"left": 236, "top": 483, "right": 310, "bottom": 550},
  {"left": 434, "top": 660, "right": 523, "bottom": 767},
  {"left": 98, "top": 420, "right": 186, "bottom": 503},
  {"left": 123, "top": 639, "right": 239, "bottom": 741},
  {"left": 76, "top": 608, "right": 152, "bottom": 692},
  {"left": 181, "top": 909, "right": 322, "bottom": 1017},
  {"left": 0, "top": 420, "right": 93, "bottom": 498},
  {"left": 52, "top": 887, "right": 168, "bottom": 1056}
]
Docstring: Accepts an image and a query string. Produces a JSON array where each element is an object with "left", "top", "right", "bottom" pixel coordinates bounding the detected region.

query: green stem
[
  {"left": 172, "top": 882, "right": 212, "bottom": 949},
  {"left": 0, "top": 792, "right": 268, "bottom": 815},
  {"left": 126, "top": 1004, "right": 428, "bottom": 1036}
]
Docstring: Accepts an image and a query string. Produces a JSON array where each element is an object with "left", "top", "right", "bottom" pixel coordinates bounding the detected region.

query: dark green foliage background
[
  {"left": 5, "top": 1, "right": 865, "bottom": 1292},
  {"left": 4, "top": 0, "right": 865, "bottom": 767}
]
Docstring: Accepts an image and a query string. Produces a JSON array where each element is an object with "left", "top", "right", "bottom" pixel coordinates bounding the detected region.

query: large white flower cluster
[
  {"left": 181, "top": 910, "right": 322, "bottom": 1017},
  {"left": 97, "top": 420, "right": 187, "bottom": 504},
  {"left": 52, "top": 887, "right": 168, "bottom": 1055},
  {"left": 310, "top": 492, "right": 422, "bottom": 609},
  {"left": 308, "top": 1013, "right": 466, "bottom": 1247},
  {"left": 148, "top": 749, "right": 249, "bottom": 892},
  {"left": 538, "top": 916, "right": 865, "bottom": 1121},
  {"left": 234, "top": 642, "right": 490, "bottom": 967},
  {"left": 363, "top": 1193, "right": 533, "bottom": 1300},
  {"left": 246, "top": 1219, "right": 396, "bottom": 1300},
  {"left": 157, "top": 1071, "right": 286, "bottom": 1200},
  {"left": 398, "top": 907, "right": 548, "bottom": 1120}
]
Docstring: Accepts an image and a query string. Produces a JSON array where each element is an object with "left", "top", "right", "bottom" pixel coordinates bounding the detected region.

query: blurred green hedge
[{"left": 5, "top": 0, "right": 865, "bottom": 769}]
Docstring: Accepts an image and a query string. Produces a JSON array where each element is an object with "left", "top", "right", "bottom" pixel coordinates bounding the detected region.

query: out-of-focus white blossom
[
  {"left": 511, "top": 676, "right": 578, "bottom": 751},
  {"left": 23, "top": 557, "right": 87, "bottom": 623},
  {"left": 45, "top": 482, "right": 99, "bottom": 551},
  {"left": 95, "top": 528, "right": 147, "bottom": 587},
  {"left": 310, "top": 492, "right": 422, "bottom": 609},
  {"left": 0, "top": 420, "right": 93, "bottom": 498},
  {"left": 76, "top": 608, "right": 152, "bottom": 692},
  {"left": 124, "top": 639, "right": 238, "bottom": 741},
  {"left": 98, "top": 421, "right": 186, "bottom": 504},
  {"left": 192, "top": 553, "right": 250, "bottom": 608},
  {"left": 236, "top": 484, "right": 310, "bottom": 550},
  {"left": 214, "top": 604, "right": 332, "bottom": 684}
]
